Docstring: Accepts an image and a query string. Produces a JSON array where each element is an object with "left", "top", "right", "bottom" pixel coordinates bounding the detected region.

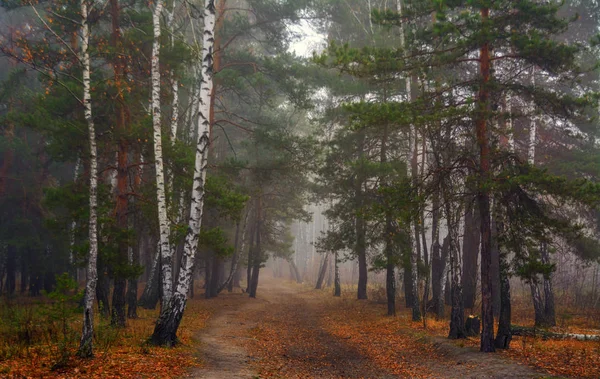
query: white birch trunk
[
  {"left": 188, "top": 68, "right": 201, "bottom": 143},
  {"left": 69, "top": 157, "right": 82, "bottom": 273},
  {"left": 528, "top": 118, "right": 536, "bottom": 164},
  {"left": 168, "top": 3, "right": 179, "bottom": 143},
  {"left": 151, "top": 0, "right": 173, "bottom": 307},
  {"left": 528, "top": 68, "right": 537, "bottom": 165},
  {"left": 176, "top": 0, "right": 215, "bottom": 298},
  {"left": 170, "top": 77, "right": 179, "bottom": 142},
  {"left": 150, "top": 0, "right": 216, "bottom": 346},
  {"left": 78, "top": 0, "right": 99, "bottom": 358}
]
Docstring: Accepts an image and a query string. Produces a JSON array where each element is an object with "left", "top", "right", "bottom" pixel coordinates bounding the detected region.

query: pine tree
[{"left": 320, "top": 0, "right": 600, "bottom": 351}]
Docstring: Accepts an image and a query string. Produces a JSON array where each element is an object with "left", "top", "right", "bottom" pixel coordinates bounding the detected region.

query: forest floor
[
  {"left": 2, "top": 277, "right": 597, "bottom": 378},
  {"left": 190, "top": 277, "right": 587, "bottom": 379}
]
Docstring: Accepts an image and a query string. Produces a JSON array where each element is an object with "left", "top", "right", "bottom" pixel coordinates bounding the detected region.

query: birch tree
[
  {"left": 150, "top": 0, "right": 216, "bottom": 346},
  {"left": 150, "top": 0, "right": 173, "bottom": 309},
  {"left": 77, "top": 0, "right": 99, "bottom": 358}
]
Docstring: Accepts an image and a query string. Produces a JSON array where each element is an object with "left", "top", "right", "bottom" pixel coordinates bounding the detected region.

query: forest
[{"left": 1, "top": 0, "right": 600, "bottom": 378}]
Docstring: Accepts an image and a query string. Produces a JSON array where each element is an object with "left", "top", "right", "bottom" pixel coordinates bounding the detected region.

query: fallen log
[{"left": 510, "top": 325, "right": 600, "bottom": 341}]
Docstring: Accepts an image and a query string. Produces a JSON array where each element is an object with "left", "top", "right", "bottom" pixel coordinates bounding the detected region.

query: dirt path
[
  {"left": 190, "top": 279, "right": 562, "bottom": 379},
  {"left": 190, "top": 292, "right": 262, "bottom": 378}
]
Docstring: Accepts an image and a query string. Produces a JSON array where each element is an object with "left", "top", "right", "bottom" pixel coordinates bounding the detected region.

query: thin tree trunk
[
  {"left": 127, "top": 245, "right": 138, "bottom": 318},
  {"left": 231, "top": 264, "right": 241, "bottom": 290},
  {"left": 541, "top": 242, "right": 556, "bottom": 327},
  {"left": 404, "top": 263, "right": 414, "bottom": 307},
  {"left": 409, "top": 229, "right": 421, "bottom": 321},
  {"left": 110, "top": 0, "right": 129, "bottom": 328},
  {"left": 491, "top": 209, "right": 501, "bottom": 317},
  {"left": 249, "top": 196, "right": 262, "bottom": 298},
  {"left": 334, "top": 250, "right": 341, "bottom": 296},
  {"left": 477, "top": 6, "right": 495, "bottom": 351},
  {"left": 96, "top": 257, "right": 111, "bottom": 318},
  {"left": 356, "top": 215, "right": 368, "bottom": 300},
  {"left": 246, "top": 220, "right": 256, "bottom": 292},
  {"left": 495, "top": 242, "right": 512, "bottom": 349},
  {"left": 5, "top": 246, "right": 15, "bottom": 295},
  {"left": 151, "top": 0, "right": 173, "bottom": 310},
  {"left": 219, "top": 219, "right": 243, "bottom": 294},
  {"left": 139, "top": 243, "right": 161, "bottom": 309},
  {"left": 77, "top": 28, "right": 99, "bottom": 352},
  {"left": 149, "top": 0, "right": 216, "bottom": 347},
  {"left": 288, "top": 258, "right": 302, "bottom": 284},
  {"left": 530, "top": 281, "right": 547, "bottom": 327},
  {"left": 167, "top": 2, "right": 179, "bottom": 144},
  {"left": 315, "top": 253, "right": 329, "bottom": 290},
  {"left": 462, "top": 198, "right": 479, "bottom": 310},
  {"left": 208, "top": 256, "right": 222, "bottom": 298},
  {"left": 326, "top": 254, "right": 333, "bottom": 288},
  {"left": 354, "top": 126, "right": 368, "bottom": 300},
  {"left": 69, "top": 158, "right": 82, "bottom": 280},
  {"left": 20, "top": 257, "right": 27, "bottom": 294},
  {"left": 376, "top": 118, "right": 396, "bottom": 315},
  {"left": 420, "top": 132, "right": 430, "bottom": 320},
  {"left": 430, "top": 187, "right": 446, "bottom": 319},
  {"left": 446, "top": 205, "right": 466, "bottom": 339}
]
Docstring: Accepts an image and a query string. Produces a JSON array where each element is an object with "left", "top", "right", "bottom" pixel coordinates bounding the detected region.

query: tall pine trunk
[
  {"left": 380, "top": 122, "right": 396, "bottom": 316},
  {"left": 430, "top": 187, "right": 446, "bottom": 319},
  {"left": 495, "top": 233, "right": 512, "bottom": 349},
  {"left": 445, "top": 200, "right": 466, "bottom": 339},
  {"left": 315, "top": 253, "right": 329, "bottom": 290},
  {"left": 477, "top": 6, "right": 495, "bottom": 352},
  {"left": 110, "top": 0, "right": 129, "bottom": 328},
  {"left": 356, "top": 215, "right": 368, "bottom": 300},
  {"left": 220, "top": 216, "right": 245, "bottom": 294},
  {"left": 78, "top": 0, "right": 99, "bottom": 356},
  {"left": 334, "top": 250, "right": 341, "bottom": 297},
  {"left": 541, "top": 242, "right": 556, "bottom": 326},
  {"left": 356, "top": 129, "right": 368, "bottom": 300},
  {"left": 249, "top": 196, "right": 262, "bottom": 298},
  {"left": 462, "top": 198, "right": 479, "bottom": 310},
  {"left": 150, "top": 0, "right": 216, "bottom": 346}
]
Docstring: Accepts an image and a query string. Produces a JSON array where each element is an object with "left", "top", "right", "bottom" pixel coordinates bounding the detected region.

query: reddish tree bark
[{"left": 477, "top": 6, "right": 495, "bottom": 353}]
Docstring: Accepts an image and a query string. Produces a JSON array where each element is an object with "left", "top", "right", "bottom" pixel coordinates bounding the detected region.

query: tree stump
[{"left": 465, "top": 315, "right": 481, "bottom": 337}]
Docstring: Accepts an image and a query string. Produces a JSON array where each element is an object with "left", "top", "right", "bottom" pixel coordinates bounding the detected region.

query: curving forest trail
[{"left": 190, "top": 278, "right": 557, "bottom": 379}]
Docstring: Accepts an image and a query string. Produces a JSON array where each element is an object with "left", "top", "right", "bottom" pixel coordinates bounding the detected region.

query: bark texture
[
  {"left": 462, "top": 199, "right": 480, "bottom": 309},
  {"left": 110, "top": 0, "right": 129, "bottom": 328},
  {"left": 334, "top": 250, "right": 341, "bottom": 297},
  {"left": 315, "top": 253, "right": 329, "bottom": 290},
  {"left": 249, "top": 197, "right": 262, "bottom": 298},
  {"left": 541, "top": 242, "right": 556, "bottom": 327},
  {"left": 150, "top": 0, "right": 216, "bottom": 345},
  {"left": 78, "top": 0, "right": 99, "bottom": 356},
  {"left": 151, "top": 0, "right": 173, "bottom": 309},
  {"left": 139, "top": 246, "right": 161, "bottom": 309},
  {"left": 477, "top": 7, "right": 495, "bottom": 351},
  {"left": 495, "top": 256, "right": 512, "bottom": 349}
]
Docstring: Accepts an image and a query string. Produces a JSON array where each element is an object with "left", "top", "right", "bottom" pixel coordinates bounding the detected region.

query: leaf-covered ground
[
  {"left": 192, "top": 278, "right": 583, "bottom": 379},
  {"left": 4, "top": 278, "right": 598, "bottom": 378},
  {"left": 0, "top": 295, "right": 211, "bottom": 378}
]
